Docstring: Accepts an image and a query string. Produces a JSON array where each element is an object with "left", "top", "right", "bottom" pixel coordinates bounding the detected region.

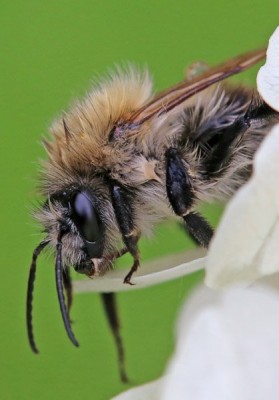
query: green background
[{"left": 1, "top": 1, "right": 278, "bottom": 399}]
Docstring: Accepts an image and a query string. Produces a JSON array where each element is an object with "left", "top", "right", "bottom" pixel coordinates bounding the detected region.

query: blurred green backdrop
[{"left": 1, "top": 1, "right": 278, "bottom": 399}]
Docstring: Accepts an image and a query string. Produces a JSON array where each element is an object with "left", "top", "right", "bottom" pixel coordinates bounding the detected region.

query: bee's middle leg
[{"left": 165, "top": 147, "right": 214, "bottom": 248}]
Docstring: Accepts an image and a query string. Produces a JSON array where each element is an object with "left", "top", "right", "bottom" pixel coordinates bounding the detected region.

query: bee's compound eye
[{"left": 71, "top": 191, "right": 101, "bottom": 243}]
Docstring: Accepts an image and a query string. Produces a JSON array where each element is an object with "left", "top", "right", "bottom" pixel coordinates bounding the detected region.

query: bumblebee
[{"left": 27, "top": 46, "right": 278, "bottom": 381}]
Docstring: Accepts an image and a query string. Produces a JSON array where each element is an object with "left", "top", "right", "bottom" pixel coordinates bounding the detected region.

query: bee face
[{"left": 38, "top": 176, "right": 122, "bottom": 275}]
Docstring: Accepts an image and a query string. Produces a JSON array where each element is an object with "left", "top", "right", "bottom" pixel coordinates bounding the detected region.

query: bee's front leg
[
  {"left": 110, "top": 182, "right": 140, "bottom": 285},
  {"left": 166, "top": 147, "right": 214, "bottom": 248},
  {"left": 62, "top": 267, "right": 73, "bottom": 312}
]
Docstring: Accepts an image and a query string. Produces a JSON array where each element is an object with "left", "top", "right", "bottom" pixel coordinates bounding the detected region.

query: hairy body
[
  {"left": 27, "top": 49, "right": 278, "bottom": 380},
  {"left": 38, "top": 71, "right": 275, "bottom": 270}
]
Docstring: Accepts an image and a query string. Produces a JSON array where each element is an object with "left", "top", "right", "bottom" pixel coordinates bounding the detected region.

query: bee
[{"left": 26, "top": 45, "right": 278, "bottom": 382}]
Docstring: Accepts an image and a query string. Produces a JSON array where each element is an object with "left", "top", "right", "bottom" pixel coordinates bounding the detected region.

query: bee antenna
[
  {"left": 55, "top": 229, "right": 79, "bottom": 348},
  {"left": 26, "top": 239, "right": 50, "bottom": 354}
]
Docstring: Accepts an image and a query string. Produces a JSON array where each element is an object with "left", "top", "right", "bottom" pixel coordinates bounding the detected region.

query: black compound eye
[{"left": 71, "top": 192, "right": 104, "bottom": 258}]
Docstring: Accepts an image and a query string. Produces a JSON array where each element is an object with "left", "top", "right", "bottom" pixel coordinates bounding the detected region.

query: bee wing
[{"left": 129, "top": 48, "right": 266, "bottom": 125}]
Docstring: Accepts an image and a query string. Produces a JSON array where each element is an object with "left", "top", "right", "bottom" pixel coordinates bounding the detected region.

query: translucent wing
[{"left": 127, "top": 48, "right": 266, "bottom": 126}]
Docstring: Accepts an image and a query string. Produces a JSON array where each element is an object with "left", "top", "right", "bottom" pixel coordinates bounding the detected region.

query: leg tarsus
[
  {"left": 123, "top": 256, "right": 140, "bottom": 285},
  {"left": 183, "top": 212, "right": 214, "bottom": 248}
]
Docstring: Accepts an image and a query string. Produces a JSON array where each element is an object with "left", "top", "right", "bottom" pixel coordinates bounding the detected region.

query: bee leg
[
  {"left": 55, "top": 231, "right": 79, "bottom": 347},
  {"left": 101, "top": 292, "right": 129, "bottom": 383},
  {"left": 62, "top": 267, "right": 74, "bottom": 324},
  {"left": 183, "top": 212, "right": 214, "bottom": 248},
  {"left": 62, "top": 267, "right": 73, "bottom": 313},
  {"left": 123, "top": 256, "right": 140, "bottom": 285},
  {"left": 166, "top": 147, "right": 214, "bottom": 248},
  {"left": 206, "top": 99, "right": 277, "bottom": 177},
  {"left": 110, "top": 182, "right": 140, "bottom": 285}
]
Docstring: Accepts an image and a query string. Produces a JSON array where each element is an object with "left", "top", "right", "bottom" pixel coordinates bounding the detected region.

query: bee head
[{"left": 35, "top": 176, "right": 121, "bottom": 276}]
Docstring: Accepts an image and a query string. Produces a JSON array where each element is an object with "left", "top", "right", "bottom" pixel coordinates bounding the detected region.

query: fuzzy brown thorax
[{"left": 42, "top": 69, "right": 156, "bottom": 193}]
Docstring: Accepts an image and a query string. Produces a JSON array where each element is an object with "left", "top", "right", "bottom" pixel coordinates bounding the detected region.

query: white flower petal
[
  {"left": 73, "top": 249, "right": 206, "bottom": 294},
  {"left": 257, "top": 26, "right": 279, "bottom": 111},
  {"left": 205, "top": 124, "right": 279, "bottom": 288},
  {"left": 111, "top": 378, "right": 163, "bottom": 400},
  {"left": 161, "top": 283, "right": 279, "bottom": 400},
  {"left": 111, "top": 282, "right": 279, "bottom": 400}
]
